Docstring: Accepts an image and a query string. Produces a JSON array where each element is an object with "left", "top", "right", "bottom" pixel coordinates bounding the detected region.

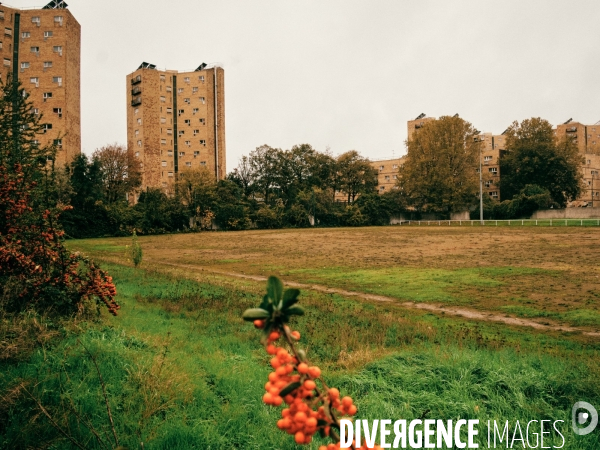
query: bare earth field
[{"left": 71, "top": 226, "right": 600, "bottom": 337}]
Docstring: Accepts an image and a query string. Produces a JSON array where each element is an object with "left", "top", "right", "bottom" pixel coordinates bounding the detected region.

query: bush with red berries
[{"left": 243, "top": 276, "right": 381, "bottom": 450}]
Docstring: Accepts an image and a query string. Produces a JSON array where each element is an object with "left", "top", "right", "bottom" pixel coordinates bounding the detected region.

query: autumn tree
[
  {"left": 499, "top": 118, "right": 584, "bottom": 207},
  {"left": 335, "top": 150, "right": 378, "bottom": 203},
  {"left": 397, "top": 115, "right": 480, "bottom": 213},
  {"left": 93, "top": 143, "right": 141, "bottom": 204}
]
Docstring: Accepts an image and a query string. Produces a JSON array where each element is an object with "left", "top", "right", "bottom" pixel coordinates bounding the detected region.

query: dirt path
[{"left": 160, "top": 261, "right": 600, "bottom": 338}]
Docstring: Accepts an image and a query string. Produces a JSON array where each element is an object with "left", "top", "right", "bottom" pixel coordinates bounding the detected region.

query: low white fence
[{"left": 398, "top": 219, "right": 600, "bottom": 227}]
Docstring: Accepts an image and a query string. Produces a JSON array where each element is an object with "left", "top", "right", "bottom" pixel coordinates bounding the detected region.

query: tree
[
  {"left": 499, "top": 118, "right": 584, "bottom": 207},
  {"left": 0, "top": 77, "right": 118, "bottom": 316},
  {"left": 397, "top": 115, "right": 480, "bottom": 213},
  {"left": 336, "top": 150, "right": 378, "bottom": 203},
  {"left": 93, "top": 143, "right": 141, "bottom": 204},
  {"left": 175, "top": 166, "right": 217, "bottom": 221}
]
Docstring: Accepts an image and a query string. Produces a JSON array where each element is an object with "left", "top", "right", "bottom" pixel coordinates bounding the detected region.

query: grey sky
[{"left": 9, "top": 0, "right": 600, "bottom": 170}]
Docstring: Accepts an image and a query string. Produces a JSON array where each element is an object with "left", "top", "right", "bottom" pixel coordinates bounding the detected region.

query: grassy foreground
[{"left": 1, "top": 259, "right": 599, "bottom": 449}]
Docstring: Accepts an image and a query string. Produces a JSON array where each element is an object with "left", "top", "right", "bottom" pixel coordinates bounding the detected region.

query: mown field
[{"left": 2, "top": 226, "right": 600, "bottom": 449}]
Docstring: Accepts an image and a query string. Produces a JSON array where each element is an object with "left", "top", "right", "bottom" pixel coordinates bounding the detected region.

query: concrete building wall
[
  {"left": 0, "top": 5, "right": 81, "bottom": 166},
  {"left": 371, "top": 156, "right": 405, "bottom": 194},
  {"left": 127, "top": 65, "right": 225, "bottom": 195}
]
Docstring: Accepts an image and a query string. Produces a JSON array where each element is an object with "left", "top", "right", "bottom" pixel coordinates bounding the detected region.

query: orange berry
[
  {"left": 308, "top": 366, "right": 321, "bottom": 378},
  {"left": 304, "top": 379, "right": 316, "bottom": 390},
  {"left": 276, "top": 366, "right": 287, "bottom": 376},
  {"left": 266, "top": 344, "right": 277, "bottom": 355},
  {"left": 272, "top": 395, "right": 283, "bottom": 406},
  {"left": 297, "top": 363, "right": 309, "bottom": 374},
  {"left": 268, "top": 372, "right": 278, "bottom": 382},
  {"left": 263, "top": 392, "right": 273, "bottom": 404},
  {"left": 270, "top": 357, "right": 282, "bottom": 369},
  {"left": 294, "top": 411, "right": 307, "bottom": 423},
  {"left": 269, "top": 331, "right": 280, "bottom": 341},
  {"left": 306, "top": 417, "right": 318, "bottom": 428},
  {"left": 282, "top": 408, "right": 291, "bottom": 417},
  {"left": 303, "top": 434, "right": 312, "bottom": 444},
  {"left": 342, "top": 396, "right": 353, "bottom": 408},
  {"left": 295, "top": 432, "right": 305, "bottom": 444},
  {"left": 253, "top": 319, "right": 265, "bottom": 328},
  {"left": 328, "top": 388, "right": 340, "bottom": 400},
  {"left": 291, "top": 330, "right": 301, "bottom": 340},
  {"left": 348, "top": 404, "right": 357, "bottom": 415}
]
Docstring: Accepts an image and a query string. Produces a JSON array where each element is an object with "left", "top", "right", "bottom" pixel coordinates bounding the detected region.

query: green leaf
[
  {"left": 279, "top": 381, "right": 302, "bottom": 397},
  {"left": 267, "top": 276, "right": 284, "bottom": 303},
  {"left": 259, "top": 294, "right": 272, "bottom": 311},
  {"left": 242, "top": 308, "right": 270, "bottom": 321},
  {"left": 286, "top": 305, "right": 305, "bottom": 316},
  {"left": 282, "top": 288, "right": 300, "bottom": 309}
]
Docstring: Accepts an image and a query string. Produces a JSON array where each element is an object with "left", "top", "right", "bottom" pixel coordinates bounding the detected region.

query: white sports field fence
[{"left": 399, "top": 219, "right": 600, "bottom": 227}]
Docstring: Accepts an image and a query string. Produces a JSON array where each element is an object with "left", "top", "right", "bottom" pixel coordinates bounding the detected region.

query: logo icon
[{"left": 572, "top": 401, "right": 598, "bottom": 436}]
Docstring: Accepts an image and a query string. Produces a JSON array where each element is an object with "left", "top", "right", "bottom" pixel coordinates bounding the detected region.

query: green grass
[{"left": 2, "top": 263, "right": 599, "bottom": 449}]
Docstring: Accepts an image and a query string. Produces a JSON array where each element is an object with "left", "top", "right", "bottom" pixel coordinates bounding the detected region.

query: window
[
  {"left": 392, "top": 164, "right": 398, "bottom": 169},
  {"left": 134, "top": 108, "right": 139, "bottom": 115},
  {"left": 193, "top": 151, "right": 200, "bottom": 156},
  {"left": 0, "top": 11, "right": 4, "bottom": 20},
  {"left": 54, "top": 16, "right": 63, "bottom": 24},
  {"left": 192, "top": 87, "right": 198, "bottom": 93},
  {"left": 199, "top": 97, "right": 205, "bottom": 104},
  {"left": 30, "top": 77, "right": 39, "bottom": 85},
  {"left": 166, "top": 86, "right": 172, "bottom": 92},
  {"left": 53, "top": 45, "right": 62, "bottom": 54},
  {"left": 167, "top": 128, "right": 172, "bottom": 135},
  {"left": 22, "top": 32, "right": 30, "bottom": 38},
  {"left": 177, "top": 109, "right": 184, "bottom": 115},
  {"left": 489, "top": 191, "right": 499, "bottom": 198},
  {"left": 200, "top": 140, "right": 206, "bottom": 146},
  {"left": 32, "top": 16, "right": 41, "bottom": 25},
  {"left": 192, "top": 108, "right": 198, "bottom": 114},
  {"left": 379, "top": 165, "right": 384, "bottom": 171},
  {"left": 380, "top": 186, "right": 385, "bottom": 191},
  {"left": 166, "top": 107, "right": 172, "bottom": 114},
  {"left": 484, "top": 156, "right": 492, "bottom": 161},
  {"left": 184, "top": 98, "right": 190, "bottom": 104},
  {"left": 137, "top": 140, "right": 142, "bottom": 147},
  {"left": 179, "top": 151, "right": 185, "bottom": 157},
  {"left": 31, "top": 46, "right": 40, "bottom": 53},
  {"left": 384, "top": 176, "right": 390, "bottom": 181},
  {"left": 588, "top": 160, "right": 591, "bottom": 165},
  {"left": 44, "top": 31, "right": 53, "bottom": 38},
  {"left": 168, "top": 172, "right": 173, "bottom": 177},
  {"left": 0, "top": 42, "right": 2, "bottom": 50},
  {"left": 199, "top": 76, "right": 204, "bottom": 82},
  {"left": 160, "top": 75, "right": 165, "bottom": 82},
  {"left": 4, "top": 27, "right": 11, "bottom": 36},
  {"left": 20, "top": 62, "right": 30, "bottom": 69},
  {"left": 3, "top": 58, "right": 9, "bottom": 66},
  {"left": 489, "top": 167, "right": 497, "bottom": 174},
  {"left": 53, "top": 107, "right": 62, "bottom": 117},
  {"left": 161, "top": 139, "right": 166, "bottom": 145},
  {"left": 42, "top": 123, "right": 52, "bottom": 132},
  {"left": 178, "top": 130, "right": 184, "bottom": 136},
  {"left": 485, "top": 180, "right": 493, "bottom": 187},
  {"left": 43, "top": 61, "right": 52, "bottom": 68},
  {"left": 393, "top": 175, "right": 397, "bottom": 179},
  {"left": 200, "top": 161, "right": 206, "bottom": 166},
  {"left": 53, "top": 139, "right": 62, "bottom": 147},
  {"left": 168, "top": 150, "right": 173, "bottom": 156},
  {"left": 162, "top": 182, "right": 167, "bottom": 187},
  {"left": 43, "top": 92, "right": 52, "bottom": 100},
  {"left": 135, "top": 129, "right": 139, "bottom": 136},
  {"left": 184, "top": 77, "right": 190, "bottom": 83},
  {"left": 199, "top": 118, "right": 205, "bottom": 124},
  {"left": 137, "top": 118, "right": 142, "bottom": 125},
  {"left": 177, "top": 88, "right": 183, "bottom": 94},
  {"left": 32, "top": 108, "right": 39, "bottom": 115},
  {"left": 185, "top": 161, "right": 192, "bottom": 167},
  {"left": 135, "top": 151, "right": 140, "bottom": 157},
  {"left": 185, "top": 140, "right": 191, "bottom": 146},
  {"left": 160, "top": 96, "right": 166, "bottom": 102},
  {"left": 162, "top": 161, "right": 167, "bottom": 167},
  {"left": 184, "top": 119, "right": 191, "bottom": 125},
  {"left": 53, "top": 76, "right": 62, "bottom": 85},
  {"left": 193, "top": 129, "right": 199, "bottom": 136}
]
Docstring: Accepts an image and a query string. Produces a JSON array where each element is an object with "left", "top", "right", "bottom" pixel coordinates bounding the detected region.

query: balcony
[
  {"left": 131, "top": 97, "right": 142, "bottom": 107},
  {"left": 566, "top": 127, "right": 577, "bottom": 133},
  {"left": 131, "top": 87, "right": 141, "bottom": 96},
  {"left": 131, "top": 75, "right": 141, "bottom": 85}
]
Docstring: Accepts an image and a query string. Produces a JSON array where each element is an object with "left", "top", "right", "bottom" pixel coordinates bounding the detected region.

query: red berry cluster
[{"left": 253, "top": 321, "right": 365, "bottom": 448}]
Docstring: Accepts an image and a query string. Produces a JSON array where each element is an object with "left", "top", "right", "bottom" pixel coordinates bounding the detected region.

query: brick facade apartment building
[
  {"left": 126, "top": 62, "right": 225, "bottom": 196},
  {"left": 0, "top": 0, "right": 80, "bottom": 165}
]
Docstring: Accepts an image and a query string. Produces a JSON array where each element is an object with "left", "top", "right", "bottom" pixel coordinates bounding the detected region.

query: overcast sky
[{"left": 9, "top": 0, "right": 600, "bottom": 169}]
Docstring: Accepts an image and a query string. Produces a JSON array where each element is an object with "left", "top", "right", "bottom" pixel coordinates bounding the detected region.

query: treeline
[{"left": 59, "top": 145, "right": 405, "bottom": 238}]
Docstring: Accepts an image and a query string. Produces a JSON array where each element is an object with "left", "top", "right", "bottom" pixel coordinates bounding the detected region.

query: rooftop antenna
[
  {"left": 453, "top": 113, "right": 459, "bottom": 118},
  {"left": 563, "top": 118, "right": 573, "bottom": 125},
  {"left": 415, "top": 113, "right": 426, "bottom": 120},
  {"left": 195, "top": 63, "right": 207, "bottom": 71},
  {"left": 501, "top": 127, "right": 510, "bottom": 135}
]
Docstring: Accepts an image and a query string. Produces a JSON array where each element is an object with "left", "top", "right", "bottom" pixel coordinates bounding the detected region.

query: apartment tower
[
  {"left": 0, "top": 0, "right": 81, "bottom": 165},
  {"left": 126, "top": 62, "right": 225, "bottom": 195}
]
